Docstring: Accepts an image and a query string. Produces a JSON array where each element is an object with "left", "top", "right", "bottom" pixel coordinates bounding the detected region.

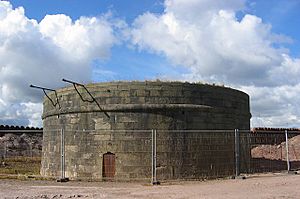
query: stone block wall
[{"left": 41, "top": 81, "right": 251, "bottom": 180}]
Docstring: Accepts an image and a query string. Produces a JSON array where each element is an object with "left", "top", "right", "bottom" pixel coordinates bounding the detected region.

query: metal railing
[{"left": 1, "top": 129, "right": 299, "bottom": 182}]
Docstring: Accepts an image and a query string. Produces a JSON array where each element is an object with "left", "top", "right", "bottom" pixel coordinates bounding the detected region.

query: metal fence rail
[
  {"left": 1, "top": 129, "right": 300, "bottom": 182},
  {"left": 238, "top": 130, "right": 300, "bottom": 175},
  {"left": 41, "top": 129, "right": 153, "bottom": 181},
  {"left": 153, "top": 130, "right": 236, "bottom": 181}
]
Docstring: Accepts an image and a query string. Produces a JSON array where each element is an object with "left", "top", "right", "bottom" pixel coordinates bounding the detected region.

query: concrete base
[
  {"left": 56, "top": 178, "right": 70, "bottom": 182},
  {"left": 287, "top": 171, "right": 298, "bottom": 175},
  {"left": 232, "top": 175, "right": 246, "bottom": 179}
]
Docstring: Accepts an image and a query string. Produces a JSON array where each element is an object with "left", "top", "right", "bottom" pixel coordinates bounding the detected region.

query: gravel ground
[{"left": 1, "top": 173, "right": 300, "bottom": 199}]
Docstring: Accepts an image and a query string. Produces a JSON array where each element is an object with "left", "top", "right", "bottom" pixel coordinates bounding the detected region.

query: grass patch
[{"left": 0, "top": 156, "right": 41, "bottom": 175}]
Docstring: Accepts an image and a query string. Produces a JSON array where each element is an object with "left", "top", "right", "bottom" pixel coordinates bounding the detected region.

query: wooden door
[{"left": 102, "top": 152, "right": 115, "bottom": 180}]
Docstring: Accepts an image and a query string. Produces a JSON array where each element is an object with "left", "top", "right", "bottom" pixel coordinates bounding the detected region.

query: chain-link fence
[
  {"left": 41, "top": 129, "right": 154, "bottom": 181},
  {"left": 1, "top": 129, "right": 300, "bottom": 182},
  {"left": 0, "top": 133, "right": 42, "bottom": 176},
  {"left": 154, "top": 130, "right": 236, "bottom": 181},
  {"left": 241, "top": 130, "right": 300, "bottom": 174},
  {"left": 41, "top": 129, "right": 300, "bottom": 182}
]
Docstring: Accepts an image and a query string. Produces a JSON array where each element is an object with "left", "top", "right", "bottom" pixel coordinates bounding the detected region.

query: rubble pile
[
  {"left": 251, "top": 135, "right": 300, "bottom": 161},
  {"left": 0, "top": 133, "right": 42, "bottom": 158}
]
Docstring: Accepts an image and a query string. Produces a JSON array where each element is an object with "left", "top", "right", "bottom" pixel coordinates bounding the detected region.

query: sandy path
[{"left": 0, "top": 173, "right": 299, "bottom": 199}]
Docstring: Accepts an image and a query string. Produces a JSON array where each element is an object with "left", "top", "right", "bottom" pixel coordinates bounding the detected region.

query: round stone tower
[{"left": 41, "top": 81, "right": 251, "bottom": 180}]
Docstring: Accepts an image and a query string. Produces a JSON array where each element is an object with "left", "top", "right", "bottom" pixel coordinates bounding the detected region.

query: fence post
[
  {"left": 151, "top": 129, "right": 158, "bottom": 185},
  {"left": 151, "top": 129, "right": 154, "bottom": 184},
  {"left": 154, "top": 129, "right": 157, "bottom": 183},
  {"left": 61, "top": 128, "right": 65, "bottom": 179},
  {"left": 30, "top": 143, "right": 33, "bottom": 157},
  {"left": 235, "top": 129, "right": 240, "bottom": 177},
  {"left": 4, "top": 143, "right": 7, "bottom": 159},
  {"left": 285, "top": 130, "right": 290, "bottom": 172}
]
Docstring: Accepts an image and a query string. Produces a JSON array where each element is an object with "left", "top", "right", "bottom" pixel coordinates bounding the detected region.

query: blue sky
[
  {"left": 1, "top": 0, "right": 300, "bottom": 127},
  {"left": 7, "top": 0, "right": 300, "bottom": 80},
  {"left": 248, "top": 0, "right": 300, "bottom": 57},
  {"left": 8, "top": 0, "right": 163, "bottom": 21},
  {"left": 8, "top": 0, "right": 164, "bottom": 22},
  {"left": 8, "top": 0, "right": 180, "bottom": 82}
]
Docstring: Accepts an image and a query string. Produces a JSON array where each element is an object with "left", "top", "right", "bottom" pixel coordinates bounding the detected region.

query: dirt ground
[{"left": 0, "top": 173, "right": 299, "bottom": 199}]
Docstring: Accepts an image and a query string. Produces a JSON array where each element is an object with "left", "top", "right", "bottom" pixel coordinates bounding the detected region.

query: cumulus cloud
[
  {"left": 164, "top": 0, "right": 246, "bottom": 24},
  {"left": 131, "top": 1, "right": 285, "bottom": 85},
  {"left": 240, "top": 84, "right": 300, "bottom": 127},
  {"left": 1, "top": 0, "right": 300, "bottom": 128},
  {"left": 0, "top": 1, "right": 121, "bottom": 126},
  {"left": 130, "top": 0, "right": 300, "bottom": 127}
]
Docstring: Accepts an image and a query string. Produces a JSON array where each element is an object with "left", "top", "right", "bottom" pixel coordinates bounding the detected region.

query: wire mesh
[
  {"left": 56, "top": 129, "right": 153, "bottom": 181},
  {"left": 240, "top": 130, "right": 300, "bottom": 174},
  {"left": 0, "top": 132, "right": 42, "bottom": 176},
  {"left": 1, "top": 129, "right": 300, "bottom": 181},
  {"left": 154, "top": 130, "right": 236, "bottom": 181},
  {"left": 0, "top": 133, "right": 42, "bottom": 158},
  {"left": 286, "top": 131, "right": 300, "bottom": 171}
]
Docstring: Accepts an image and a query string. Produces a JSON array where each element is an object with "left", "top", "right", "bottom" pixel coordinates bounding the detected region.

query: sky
[{"left": 0, "top": 0, "right": 300, "bottom": 128}]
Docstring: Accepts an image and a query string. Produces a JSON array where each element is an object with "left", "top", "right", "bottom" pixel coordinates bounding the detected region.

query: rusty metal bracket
[
  {"left": 62, "top": 79, "right": 110, "bottom": 118},
  {"left": 30, "top": 84, "right": 61, "bottom": 109}
]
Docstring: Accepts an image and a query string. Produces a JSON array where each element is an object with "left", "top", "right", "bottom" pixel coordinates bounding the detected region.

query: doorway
[{"left": 102, "top": 152, "right": 115, "bottom": 180}]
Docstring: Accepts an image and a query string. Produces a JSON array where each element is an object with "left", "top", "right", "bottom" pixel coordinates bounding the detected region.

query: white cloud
[
  {"left": 164, "top": 0, "right": 246, "bottom": 24},
  {"left": 268, "top": 55, "right": 300, "bottom": 86},
  {"left": 39, "top": 14, "right": 116, "bottom": 61},
  {"left": 130, "top": 0, "right": 300, "bottom": 127},
  {"left": 240, "top": 85, "right": 300, "bottom": 128},
  {"left": 0, "top": 2, "right": 122, "bottom": 127},
  {"left": 20, "top": 102, "right": 43, "bottom": 127},
  {"left": 1, "top": 0, "right": 300, "bottom": 128},
  {"left": 131, "top": 3, "right": 285, "bottom": 85}
]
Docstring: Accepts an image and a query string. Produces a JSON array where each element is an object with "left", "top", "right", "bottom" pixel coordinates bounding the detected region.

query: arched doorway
[{"left": 102, "top": 152, "right": 115, "bottom": 180}]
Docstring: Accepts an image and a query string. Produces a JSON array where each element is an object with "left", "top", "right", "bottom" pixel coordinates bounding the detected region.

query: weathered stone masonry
[{"left": 41, "top": 81, "right": 251, "bottom": 180}]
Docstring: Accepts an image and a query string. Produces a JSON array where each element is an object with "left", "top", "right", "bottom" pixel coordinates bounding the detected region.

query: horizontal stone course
[{"left": 41, "top": 81, "right": 251, "bottom": 181}]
